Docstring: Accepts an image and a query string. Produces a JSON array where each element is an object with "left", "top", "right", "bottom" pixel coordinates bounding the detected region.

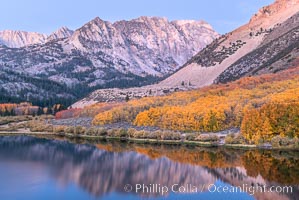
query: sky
[{"left": 0, "top": 0, "right": 274, "bottom": 34}]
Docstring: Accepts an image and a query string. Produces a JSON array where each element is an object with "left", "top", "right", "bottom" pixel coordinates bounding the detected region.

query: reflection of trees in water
[
  {"left": 97, "top": 142, "right": 299, "bottom": 199},
  {"left": 211, "top": 167, "right": 299, "bottom": 200},
  {"left": 241, "top": 151, "right": 299, "bottom": 185},
  {"left": 0, "top": 136, "right": 216, "bottom": 197},
  {"left": 0, "top": 136, "right": 298, "bottom": 200},
  {"left": 93, "top": 141, "right": 299, "bottom": 185}
]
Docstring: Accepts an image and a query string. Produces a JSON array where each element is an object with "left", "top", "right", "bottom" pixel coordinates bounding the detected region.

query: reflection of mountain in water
[
  {"left": 94, "top": 142, "right": 299, "bottom": 200},
  {"left": 211, "top": 167, "right": 299, "bottom": 200},
  {"left": 0, "top": 136, "right": 298, "bottom": 200},
  {"left": 0, "top": 136, "right": 216, "bottom": 197}
]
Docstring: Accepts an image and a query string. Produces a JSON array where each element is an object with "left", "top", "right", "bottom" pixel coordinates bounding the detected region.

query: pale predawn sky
[{"left": 0, "top": 0, "right": 274, "bottom": 34}]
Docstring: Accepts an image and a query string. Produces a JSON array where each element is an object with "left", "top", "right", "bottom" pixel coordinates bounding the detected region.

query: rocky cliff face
[
  {"left": 47, "top": 26, "right": 74, "bottom": 41},
  {"left": 0, "top": 30, "right": 47, "bottom": 48},
  {"left": 215, "top": 12, "right": 299, "bottom": 83},
  {"left": 157, "top": 0, "right": 299, "bottom": 88},
  {"left": 73, "top": 0, "right": 299, "bottom": 107},
  {"left": 68, "top": 16, "right": 218, "bottom": 76},
  {"left": 0, "top": 17, "right": 218, "bottom": 105},
  {"left": 0, "top": 27, "right": 74, "bottom": 48}
]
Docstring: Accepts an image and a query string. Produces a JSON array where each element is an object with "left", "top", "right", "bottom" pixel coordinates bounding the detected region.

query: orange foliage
[
  {"left": 94, "top": 142, "right": 299, "bottom": 184},
  {"left": 0, "top": 103, "right": 17, "bottom": 114},
  {"left": 242, "top": 151, "right": 299, "bottom": 184},
  {"left": 0, "top": 102, "right": 40, "bottom": 116},
  {"left": 55, "top": 108, "right": 82, "bottom": 119},
  {"left": 241, "top": 102, "right": 299, "bottom": 143},
  {"left": 92, "top": 67, "right": 299, "bottom": 139}
]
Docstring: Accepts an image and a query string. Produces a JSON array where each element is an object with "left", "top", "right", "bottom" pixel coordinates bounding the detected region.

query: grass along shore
[
  {"left": 0, "top": 116, "right": 298, "bottom": 150},
  {"left": 0, "top": 131, "right": 245, "bottom": 148}
]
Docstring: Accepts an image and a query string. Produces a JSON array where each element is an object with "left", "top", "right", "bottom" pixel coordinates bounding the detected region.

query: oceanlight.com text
[{"left": 123, "top": 183, "right": 293, "bottom": 196}]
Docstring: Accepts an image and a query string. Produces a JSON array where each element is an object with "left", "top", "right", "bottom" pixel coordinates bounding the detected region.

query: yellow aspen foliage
[
  {"left": 91, "top": 66, "right": 299, "bottom": 141},
  {"left": 260, "top": 117, "right": 274, "bottom": 141},
  {"left": 203, "top": 110, "right": 226, "bottom": 132},
  {"left": 241, "top": 102, "right": 299, "bottom": 143}
]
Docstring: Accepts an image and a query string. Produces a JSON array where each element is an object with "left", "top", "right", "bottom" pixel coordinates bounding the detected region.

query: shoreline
[
  {"left": 0, "top": 131, "right": 218, "bottom": 147},
  {"left": 1, "top": 131, "right": 299, "bottom": 150}
]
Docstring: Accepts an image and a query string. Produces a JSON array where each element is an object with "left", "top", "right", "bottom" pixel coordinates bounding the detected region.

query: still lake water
[{"left": 0, "top": 136, "right": 298, "bottom": 200}]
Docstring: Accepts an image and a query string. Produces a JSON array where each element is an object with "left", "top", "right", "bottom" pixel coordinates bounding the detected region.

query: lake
[{"left": 0, "top": 135, "right": 298, "bottom": 200}]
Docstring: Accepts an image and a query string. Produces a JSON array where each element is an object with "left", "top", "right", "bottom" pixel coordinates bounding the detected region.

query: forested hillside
[{"left": 89, "top": 66, "right": 299, "bottom": 144}]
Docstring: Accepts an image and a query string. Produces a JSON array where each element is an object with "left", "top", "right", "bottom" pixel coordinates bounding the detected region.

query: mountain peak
[
  {"left": 47, "top": 26, "right": 74, "bottom": 41},
  {"left": 159, "top": 0, "right": 299, "bottom": 89},
  {"left": 249, "top": 0, "right": 299, "bottom": 29},
  {"left": 0, "top": 30, "right": 46, "bottom": 48},
  {"left": 0, "top": 27, "right": 74, "bottom": 47},
  {"left": 275, "top": 0, "right": 299, "bottom": 3},
  {"left": 260, "top": 0, "right": 299, "bottom": 15},
  {"left": 0, "top": 15, "right": 219, "bottom": 105},
  {"left": 58, "top": 26, "right": 72, "bottom": 32},
  {"left": 88, "top": 17, "right": 107, "bottom": 25},
  {"left": 80, "top": 17, "right": 112, "bottom": 32}
]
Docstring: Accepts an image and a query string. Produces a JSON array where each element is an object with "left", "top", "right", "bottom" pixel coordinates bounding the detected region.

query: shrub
[
  {"left": 185, "top": 133, "right": 201, "bottom": 141},
  {"left": 64, "top": 126, "right": 74, "bottom": 134},
  {"left": 195, "top": 134, "right": 219, "bottom": 142},
  {"left": 6, "top": 122, "right": 27, "bottom": 130},
  {"left": 0, "top": 116, "right": 32, "bottom": 125},
  {"left": 225, "top": 134, "right": 234, "bottom": 144},
  {"left": 271, "top": 136, "right": 299, "bottom": 148},
  {"left": 225, "top": 133, "right": 245, "bottom": 144},
  {"left": 74, "top": 126, "right": 86, "bottom": 135},
  {"left": 148, "top": 131, "right": 162, "bottom": 140},
  {"left": 107, "top": 129, "right": 116, "bottom": 137},
  {"left": 109, "top": 128, "right": 128, "bottom": 137},
  {"left": 234, "top": 134, "right": 246, "bottom": 144},
  {"left": 132, "top": 130, "right": 150, "bottom": 139},
  {"left": 0, "top": 125, "right": 18, "bottom": 131},
  {"left": 29, "top": 123, "right": 40, "bottom": 132},
  {"left": 127, "top": 128, "right": 137, "bottom": 137},
  {"left": 55, "top": 108, "right": 82, "bottom": 119},
  {"left": 53, "top": 126, "right": 66, "bottom": 133},
  {"left": 45, "top": 124, "right": 54, "bottom": 132},
  {"left": 161, "top": 131, "right": 181, "bottom": 140},
  {"left": 293, "top": 138, "right": 299, "bottom": 148},
  {"left": 86, "top": 127, "right": 97, "bottom": 136},
  {"left": 96, "top": 128, "right": 107, "bottom": 136},
  {"left": 29, "top": 123, "right": 53, "bottom": 132},
  {"left": 119, "top": 129, "right": 128, "bottom": 137}
]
